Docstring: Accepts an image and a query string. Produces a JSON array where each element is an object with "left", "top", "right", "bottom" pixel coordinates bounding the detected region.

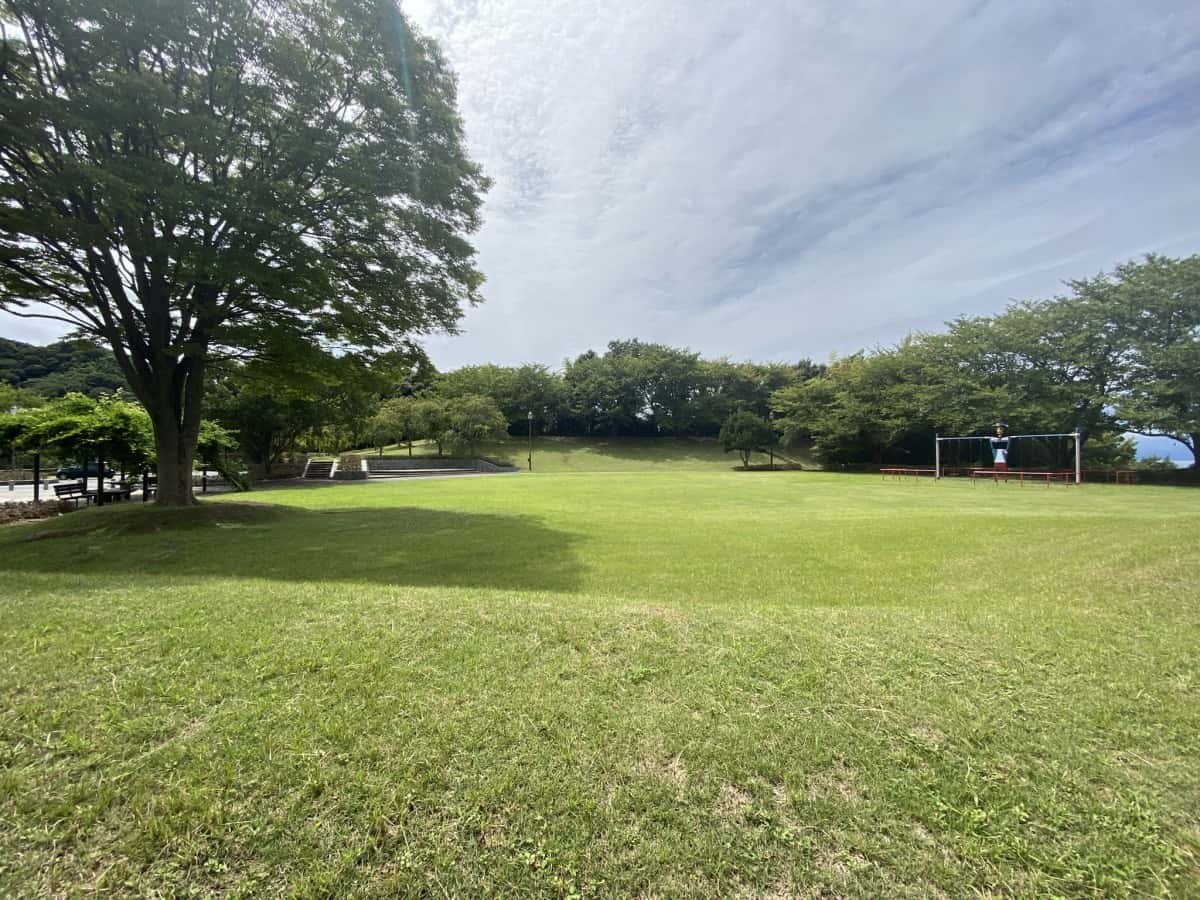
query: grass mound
[{"left": 21, "top": 500, "right": 291, "bottom": 542}]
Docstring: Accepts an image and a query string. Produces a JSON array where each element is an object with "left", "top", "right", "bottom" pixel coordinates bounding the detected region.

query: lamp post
[
  {"left": 768, "top": 410, "right": 775, "bottom": 471},
  {"left": 527, "top": 410, "right": 534, "bottom": 471},
  {"left": 7, "top": 405, "right": 18, "bottom": 492}
]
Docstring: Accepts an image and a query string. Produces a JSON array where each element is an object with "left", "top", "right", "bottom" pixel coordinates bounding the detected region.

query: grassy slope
[
  {"left": 1, "top": 473, "right": 1198, "bottom": 897},
  {"left": 372, "top": 434, "right": 811, "bottom": 473}
]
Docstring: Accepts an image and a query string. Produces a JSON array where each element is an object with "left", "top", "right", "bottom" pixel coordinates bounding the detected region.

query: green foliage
[
  {"left": 559, "top": 340, "right": 811, "bottom": 437},
  {"left": 719, "top": 411, "right": 775, "bottom": 468},
  {"left": 772, "top": 255, "right": 1200, "bottom": 468},
  {"left": 367, "top": 395, "right": 427, "bottom": 456},
  {"left": 11, "top": 392, "right": 154, "bottom": 472},
  {"left": 206, "top": 365, "right": 326, "bottom": 477},
  {"left": 0, "top": 337, "right": 124, "bottom": 397},
  {"left": 1133, "top": 455, "right": 1180, "bottom": 472},
  {"left": 0, "top": 382, "right": 43, "bottom": 416},
  {"left": 0, "top": 0, "right": 486, "bottom": 502},
  {"left": 441, "top": 394, "right": 507, "bottom": 455},
  {"left": 1105, "top": 255, "right": 1200, "bottom": 460},
  {"left": 435, "top": 363, "right": 565, "bottom": 433}
]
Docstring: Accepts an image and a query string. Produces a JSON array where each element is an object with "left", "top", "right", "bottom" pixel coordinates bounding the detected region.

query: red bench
[
  {"left": 969, "top": 469, "right": 1075, "bottom": 486},
  {"left": 880, "top": 467, "right": 935, "bottom": 480}
]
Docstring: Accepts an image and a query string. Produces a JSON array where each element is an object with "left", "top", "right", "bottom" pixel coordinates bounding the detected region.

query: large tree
[
  {"left": 0, "top": 0, "right": 487, "bottom": 503},
  {"left": 1103, "top": 255, "right": 1200, "bottom": 467}
]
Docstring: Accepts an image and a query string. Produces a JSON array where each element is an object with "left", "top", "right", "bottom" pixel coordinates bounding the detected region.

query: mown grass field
[{"left": 1, "top": 466, "right": 1198, "bottom": 897}]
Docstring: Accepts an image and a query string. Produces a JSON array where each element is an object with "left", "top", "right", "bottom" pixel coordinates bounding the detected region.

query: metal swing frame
[{"left": 934, "top": 431, "right": 1082, "bottom": 484}]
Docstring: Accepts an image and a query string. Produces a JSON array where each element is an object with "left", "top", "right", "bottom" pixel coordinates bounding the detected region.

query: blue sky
[{"left": 2, "top": 2, "right": 1197, "bottom": 456}]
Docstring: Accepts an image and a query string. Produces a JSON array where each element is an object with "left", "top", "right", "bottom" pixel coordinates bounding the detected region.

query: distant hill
[
  {"left": 366, "top": 435, "right": 816, "bottom": 473},
  {"left": 0, "top": 336, "right": 125, "bottom": 397}
]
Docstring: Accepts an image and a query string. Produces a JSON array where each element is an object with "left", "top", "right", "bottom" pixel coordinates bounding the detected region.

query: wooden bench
[
  {"left": 970, "top": 469, "right": 1074, "bottom": 487},
  {"left": 880, "top": 467, "right": 935, "bottom": 480},
  {"left": 53, "top": 481, "right": 91, "bottom": 507}
]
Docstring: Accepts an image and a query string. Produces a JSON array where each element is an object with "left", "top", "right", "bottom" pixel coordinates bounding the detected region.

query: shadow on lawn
[{"left": 1, "top": 504, "right": 582, "bottom": 593}]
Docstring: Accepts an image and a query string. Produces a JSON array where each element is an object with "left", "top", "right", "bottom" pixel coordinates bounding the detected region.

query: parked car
[{"left": 55, "top": 461, "right": 101, "bottom": 480}]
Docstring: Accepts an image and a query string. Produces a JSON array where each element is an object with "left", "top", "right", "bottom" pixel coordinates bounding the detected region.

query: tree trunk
[
  {"left": 1191, "top": 434, "right": 1200, "bottom": 469},
  {"left": 145, "top": 356, "right": 206, "bottom": 506},
  {"left": 153, "top": 419, "right": 198, "bottom": 505}
]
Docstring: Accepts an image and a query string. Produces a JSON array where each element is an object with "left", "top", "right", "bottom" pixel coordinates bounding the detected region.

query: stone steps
[{"left": 304, "top": 460, "right": 334, "bottom": 479}]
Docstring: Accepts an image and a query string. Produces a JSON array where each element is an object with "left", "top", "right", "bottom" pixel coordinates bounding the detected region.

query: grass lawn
[
  {"left": 371, "top": 434, "right": 811, "bottom": 473},
  {"left": 1, "top": 471, "right": 1198, "bottom": 897}
]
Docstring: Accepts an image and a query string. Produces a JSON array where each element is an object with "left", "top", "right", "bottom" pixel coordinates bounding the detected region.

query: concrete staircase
[{"left": 303, "top": 459, "right": 334, "bottom": 479}]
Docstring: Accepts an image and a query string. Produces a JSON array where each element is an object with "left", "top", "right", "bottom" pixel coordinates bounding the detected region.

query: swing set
[{"left": 935, "top": 427, "right": 1082, "bottom": 485}]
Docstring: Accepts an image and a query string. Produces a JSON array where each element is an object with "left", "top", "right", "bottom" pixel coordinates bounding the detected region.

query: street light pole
[
  {"left": 768, "top": 410, "right": 775, "bottom": 471},
  {"left": 8, "top": 405, "right": 19, "bottom": 492},
  {"left": 527, "top": 410, "right": 534, "bottom": 471}
]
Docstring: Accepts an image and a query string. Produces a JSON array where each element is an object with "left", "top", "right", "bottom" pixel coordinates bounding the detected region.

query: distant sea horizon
[{"left": 1131, "top": 434, "right": 1193, "bottom": 467}]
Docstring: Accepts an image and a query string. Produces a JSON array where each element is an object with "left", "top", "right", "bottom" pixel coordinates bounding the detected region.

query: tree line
[
  {"left": 4, "top": 253, "right": 1197, "bottom": 475},
  {"left": 772, "top": 254, "right": 1198, "bottom": 468}
]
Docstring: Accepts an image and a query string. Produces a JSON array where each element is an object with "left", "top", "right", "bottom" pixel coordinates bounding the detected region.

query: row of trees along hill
[
  {"left": 7, "top": 256, "right": 1196, "bottom": 477},
  {"left": 350, "top": 255, "right": 1197, "bottom": 470},
  {"left": 0, "top": 0, "right": 487, "bottom": 504},
  {"left": 770, "top": 254, "right": 1199, "bottom": 469},
  {"left": 432, "top": 341, "right": 823, "bottom": 437}
]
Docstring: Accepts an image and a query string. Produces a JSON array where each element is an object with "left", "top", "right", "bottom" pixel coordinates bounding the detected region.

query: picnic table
[
  {"left": 89, "top": 484, "right": 134, "bottom": 503},
  {"left": 879, "top": 467, "right": 936, "bottom": 480},
  {"left": 970, "top": 468, "right": 1074, "bottom": 486}
]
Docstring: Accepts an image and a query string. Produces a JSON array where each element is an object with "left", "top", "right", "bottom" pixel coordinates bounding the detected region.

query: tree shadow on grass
[{"left": 0, "top": 504, "right": 582, "bottom": 593}]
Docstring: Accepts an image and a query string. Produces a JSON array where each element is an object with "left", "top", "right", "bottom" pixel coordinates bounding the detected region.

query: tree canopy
[
  {"left": 0, "top": 0, "right": 487, "bottom": 503},
  {"left": 772, "top": 255, "right": 1198, "bottom": 468}
]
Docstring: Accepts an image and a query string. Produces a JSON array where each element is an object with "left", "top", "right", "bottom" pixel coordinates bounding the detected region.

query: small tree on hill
[
  {"left": 443, "top": 395, "right": 507, "bottom": 457},
  {"left": 720, "top": 411, "right": 773, "bottom": 469},
  {"left": 368, "top": 396, "right": 426, "bottom": 457}
]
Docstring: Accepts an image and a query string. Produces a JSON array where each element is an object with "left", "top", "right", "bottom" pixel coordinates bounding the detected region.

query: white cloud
[
  {"left": 408, "top": 0, "right": 1200, "bottom": 367},
  {"left": 5, "top": 0, "right": 1200, "bottom": 372}
]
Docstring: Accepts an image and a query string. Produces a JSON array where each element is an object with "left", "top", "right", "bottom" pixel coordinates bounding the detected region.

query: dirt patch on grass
[
  {"left": 20, "top": 501, "right": 293, "bottom": 542},
  {"left": 718, "top": 784, "right": 752, "bottom": 822},
  {"left": 635, "top": 753, "right": 689, "bottom": 791},
  {"left": 805, "top": 758, "right": 863, "bottom": 806}
]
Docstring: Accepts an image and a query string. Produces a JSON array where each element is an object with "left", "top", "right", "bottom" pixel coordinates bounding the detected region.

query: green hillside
[{"left": 372, "top": 435, "right": 814, "bottom": 473}]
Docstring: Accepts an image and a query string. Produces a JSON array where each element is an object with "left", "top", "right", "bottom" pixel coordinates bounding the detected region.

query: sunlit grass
[{"left": 1, "top": 471, "right": 1197, "bottom": 896}]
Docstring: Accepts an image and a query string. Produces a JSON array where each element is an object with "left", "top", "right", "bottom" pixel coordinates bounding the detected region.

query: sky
[
  {"left": 396, "top": 0, "right": 1200, "bottom": 373},
  {"left": 2, "top": 1, "right": 1198, "bottom": 455}
]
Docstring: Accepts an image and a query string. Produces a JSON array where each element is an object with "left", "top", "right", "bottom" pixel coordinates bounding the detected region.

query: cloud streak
[{"left": 403, "top": 0, "right": 1200, "bottom": 367}]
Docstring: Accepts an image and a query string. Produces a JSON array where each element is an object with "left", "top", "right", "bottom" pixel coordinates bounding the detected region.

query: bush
[{"left": 1133, "top": 455, "right": 1183, "bottom": 472}]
